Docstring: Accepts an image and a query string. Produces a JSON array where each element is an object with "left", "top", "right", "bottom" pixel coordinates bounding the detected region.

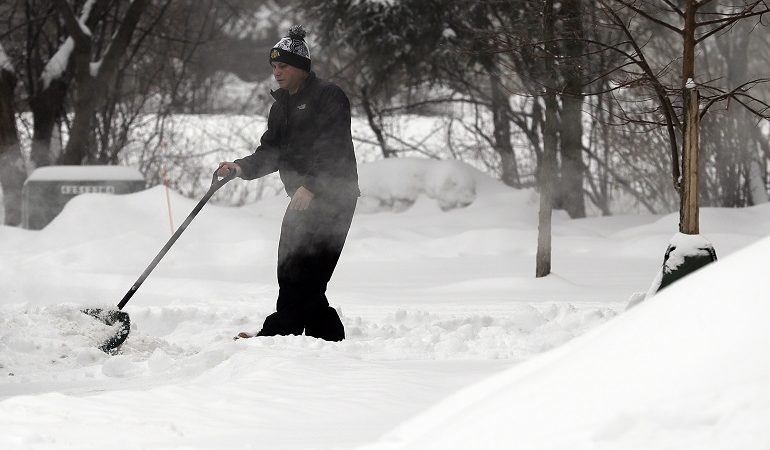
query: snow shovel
[{"left": 83, "top": 168, "right": 238, "bottom": 353}]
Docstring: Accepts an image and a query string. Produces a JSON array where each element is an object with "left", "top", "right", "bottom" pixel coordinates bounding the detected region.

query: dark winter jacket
[{"left": 234, "top": 72, "right": 360, "bottom": 199}]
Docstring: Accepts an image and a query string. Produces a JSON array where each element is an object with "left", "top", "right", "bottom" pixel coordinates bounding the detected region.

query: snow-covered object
[
  {"left": 41, "top": 38, "right": 75, "bottom": 89},
  {"left": 369, "top": 235, "right": 770, "bottom": 450},
  {"left": 660, "top": 232, "right": 715, "bottom": 273},
  {"left": 27, "top": 165, "right": 143, "bottom": 182},
  {"left": 0, "top": 43, "right": 12, "bottom": 72},
  {"left": 636, "top": 232, "right": 716, "bottom": 304},
  {"left": 685, "top": 78, "right": 696, "bottom": 89},
  {"left": 89, "top": 60, "right": 102, "bottom": 78},
  {"left": 358, "top": 158, "right": 479, "bottom": 212}
]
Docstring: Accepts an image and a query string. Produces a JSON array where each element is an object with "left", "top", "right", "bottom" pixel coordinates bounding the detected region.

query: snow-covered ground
[{"left": 1, "top": 158, "right": 769, "bottom": 449}]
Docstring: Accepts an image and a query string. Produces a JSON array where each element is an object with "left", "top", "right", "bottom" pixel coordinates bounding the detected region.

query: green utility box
[{"left": 22, "top": 165, "right": 145, "bottom": 230}]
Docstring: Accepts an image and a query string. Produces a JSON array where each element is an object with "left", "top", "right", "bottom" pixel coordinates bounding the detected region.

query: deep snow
[
  {"left": 1, "top": 158, "right": 769, "bottom": 449},
  {"left": 367, "top": 234, "right": 770, "bottom": 450}
]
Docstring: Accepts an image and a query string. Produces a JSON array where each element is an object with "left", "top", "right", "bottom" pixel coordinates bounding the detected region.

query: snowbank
[
  {"left": 2, "top": 157, "right": 768, "bottom": 449},
  {"left": 358, "top": 158, "right": 484, "bottom": 213},
  {"left": 368, "top": 236, "right": 770, "bottom": 450}
]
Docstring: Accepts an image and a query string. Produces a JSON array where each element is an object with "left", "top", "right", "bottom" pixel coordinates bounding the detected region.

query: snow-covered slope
[
  {"left": 1, "top": 158, "right": 769, "bottom": 449},
  {"left": 367, "top": 233, "right": 770, "bottom": 450}
]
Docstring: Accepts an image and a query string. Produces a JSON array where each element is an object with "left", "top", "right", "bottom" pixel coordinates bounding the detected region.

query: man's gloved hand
[
  {"left": 217, "top": 161, "right": 242, "bottom": 178},
  {"left": 289, "top": 186, "right": 315, "bottom": 211}
]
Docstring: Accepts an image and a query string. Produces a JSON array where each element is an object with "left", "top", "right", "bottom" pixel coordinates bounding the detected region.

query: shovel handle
[
  {"left": 116, "top": 168, "right": 237, "bottom": 310},
  {"left": 211, "top": 167, "right": 238, "bottom": 190}
]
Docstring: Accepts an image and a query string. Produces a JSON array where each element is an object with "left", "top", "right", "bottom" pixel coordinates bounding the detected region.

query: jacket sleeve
[
  {"left": 302, "top": 84, "right": 353, "bottom": 195},
  {"left": 234, "top": 103, "right": 281, "bottom": 180}
]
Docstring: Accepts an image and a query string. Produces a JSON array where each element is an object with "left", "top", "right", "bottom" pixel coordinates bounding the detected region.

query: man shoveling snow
[{"left": 218, "top": 25, "right": 359, "bottom": 342}]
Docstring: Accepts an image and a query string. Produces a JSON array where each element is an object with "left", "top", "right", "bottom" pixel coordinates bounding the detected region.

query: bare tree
[
  {"left": 25, "top": 0, "right": 103, "bottom": 168},
  {"left": 54, "top": 0, "right": 148, "bottom": 165},
  {"left": 0, "top": 42, "right": 26, "bottom": 225},
  {"left": 597, "top": 0, "right": 770, "bottom": 233}
]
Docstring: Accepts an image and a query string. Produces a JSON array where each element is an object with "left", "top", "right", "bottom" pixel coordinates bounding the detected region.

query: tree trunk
[
  {"left": 56, "top": 1, "right": 95, "bottom": 165},
  {"left": 536, "top": 0, "right": 558, "bottom": 278},
  {"left": 490, "top": 71, "right": 520, "bottom": 187},
  {"left": 361, "top": 86, "right": 394, "bottom": 158},
  {"left": 0, "top": 67, "right": 27, "bottom": 226},
  {"left": 30, "top": 79, "right": 68, "bottom": 168},
  {"left": 537, "top": 93, "right": 558, "bottom": 278},
  {"left": 58, "top": 91, "right": 95, "bottom": 164},
  {"left": 599, "top": 90, "right": 612, "bottom": 215},
  {"left": 557, "top": 0, "right": 586, "bottom": 218},
  {"left": 682, "top": 0, "right": 697, "bottom": 82},
  {"left": 29, "top": 0, "right": 103, "bottom": 167},
  {"left": 680, "top": 88, "right": 700, "bottom": 234},
  {"left": 55, "top": 0, "right": 148, "bottom": 165},
  {"left": 679, "top": 0, "right": 699, "bottom": 234}
]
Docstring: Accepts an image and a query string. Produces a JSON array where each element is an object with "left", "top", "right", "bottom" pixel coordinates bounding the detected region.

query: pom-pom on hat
[{"left": 270, "top": 25, "right": 311, "bottom": 72}]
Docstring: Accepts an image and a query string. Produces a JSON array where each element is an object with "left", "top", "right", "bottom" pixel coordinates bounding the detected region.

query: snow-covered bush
[{"left": 357, "top": 158, "right": 477, "bottom": 213}]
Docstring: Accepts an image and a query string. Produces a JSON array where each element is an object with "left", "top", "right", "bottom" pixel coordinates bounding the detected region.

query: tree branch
[
  {"left": 696, "top": 0, "right": 767, "bottom": 26},
  {"left": 610, "top": 0, "right": 684, "bottom": 34},
  {"left": 96, "top": 0, "right": 148, "bottom": 84},
  {"left": 700, "top": 78, "right": 770, "bottom": 117},
  {"left": 696, "top": 2, "right": 770, "bottom": 43},
  {"left": 582, "top": 144, "right": 659, "bottom": 213},
  {"left": 732, "top": 94, "right": 770, "bottom": 120},
  {"left": 600, "top": 0, "right": 682, "bottom": 189},
  {"left": 661, "top": 0, "right": 685, "bottom": 17},
  {"left": 53, "top": 0, "right": 90, "bottom": 45}
]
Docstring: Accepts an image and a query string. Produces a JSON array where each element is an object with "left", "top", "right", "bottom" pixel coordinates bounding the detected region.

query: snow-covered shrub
[{"left": 357, "top": 158, "right": 477, "bottom": 213}]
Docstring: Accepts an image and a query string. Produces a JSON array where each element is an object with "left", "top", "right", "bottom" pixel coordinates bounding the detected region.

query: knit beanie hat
[{"left": 269, "top": 25, "right": 311, "bottom": 72}]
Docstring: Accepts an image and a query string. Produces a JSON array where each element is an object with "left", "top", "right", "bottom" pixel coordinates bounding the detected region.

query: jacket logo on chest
[{"left": 297, "top": 104, "right": 307, "bottom": 110}]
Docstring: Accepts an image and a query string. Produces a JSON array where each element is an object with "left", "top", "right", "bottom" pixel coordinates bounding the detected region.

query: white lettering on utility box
[{"left": 60, "top": 185, "right": 116, "bottom": 195}]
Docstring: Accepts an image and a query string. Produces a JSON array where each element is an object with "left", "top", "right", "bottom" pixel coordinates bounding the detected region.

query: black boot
[
  {"left": 304, "top": 306, "right": 345, "bottom": 341},
  {"left": 256, "top": 311, "right": 304, "bottom": 337}
]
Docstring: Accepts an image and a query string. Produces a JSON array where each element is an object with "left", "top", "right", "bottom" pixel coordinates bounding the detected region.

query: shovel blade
[{"left": 81, "top": 308, "right": 131, "bottom": 353}]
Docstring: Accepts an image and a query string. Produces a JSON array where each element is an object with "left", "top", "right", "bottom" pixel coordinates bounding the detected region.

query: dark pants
[{"left": 257, "top": 194, "right": 357, "bottom": 341}]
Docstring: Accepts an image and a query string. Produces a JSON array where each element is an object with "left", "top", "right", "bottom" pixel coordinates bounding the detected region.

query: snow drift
[
  {"left": 368, "top": 235, "right": 770, "bottom": 450},
  {"left": 2, "top": 157, "right": 769, "bottom": 449}
]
